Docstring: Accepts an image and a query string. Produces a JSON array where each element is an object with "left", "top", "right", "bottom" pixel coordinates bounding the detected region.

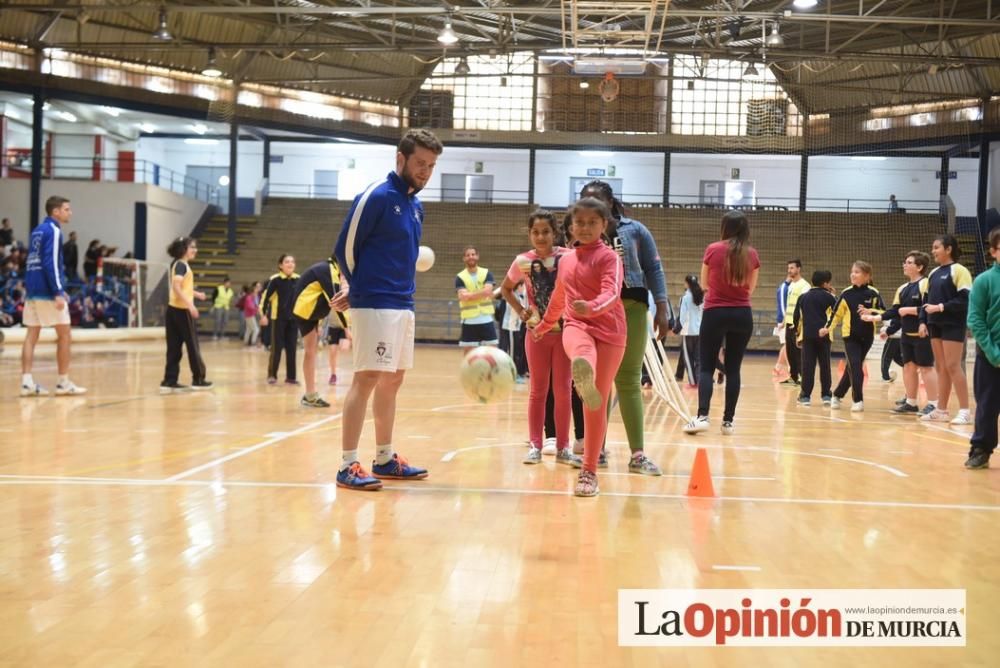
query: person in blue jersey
[
  {"left": 332, "top": 129, "right": 443, "bottom": 491},
  {"left": 19, "top": 196, "right": 86, "bottom": 397}
]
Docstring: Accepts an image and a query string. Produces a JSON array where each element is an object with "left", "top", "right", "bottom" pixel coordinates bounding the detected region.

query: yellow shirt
[{"left": 168, "top": 260, "right": 194, "bottom": 309}]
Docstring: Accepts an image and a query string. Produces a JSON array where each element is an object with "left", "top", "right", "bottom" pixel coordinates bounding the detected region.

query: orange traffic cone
[
  {"left": 686, "top": 448, "right": 716, "bottom": 497},
  {"left": 836, "top": 359, "right": 869, "bottom": 381}
]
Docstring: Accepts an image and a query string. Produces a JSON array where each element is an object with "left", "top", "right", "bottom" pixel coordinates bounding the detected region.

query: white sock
[
  {"left": 906, "top": 397, "right": 917, "bottom": 406},
  {"left": 22, "top": 373, "right": 33, "bottom": 387},
  {"left": 58, "top": 374, "right": 69, "bottom": 386},
  {"left": 376, "top": 444, "right": 394, "bottom": 465},
  {"left": 958, "top": 408, "right": 970, "bottom": 417},
  {"left": 340, "top": 450, "right": 358, "bottom": 471},
  {"left": 926, "top": 400, "right": 937, "bottom": 408}
]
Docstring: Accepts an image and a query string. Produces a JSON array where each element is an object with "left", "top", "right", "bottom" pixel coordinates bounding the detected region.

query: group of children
[
  {"left": 778, "top": 234, "right": 973, "bottom": 428},
  {"left": 160, "top": 242, "right": 351, "bottom": 405}
]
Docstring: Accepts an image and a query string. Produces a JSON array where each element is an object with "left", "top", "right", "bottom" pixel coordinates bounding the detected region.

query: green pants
[{"left": 612, "top": 299, "right": 648, "bottom": 453}]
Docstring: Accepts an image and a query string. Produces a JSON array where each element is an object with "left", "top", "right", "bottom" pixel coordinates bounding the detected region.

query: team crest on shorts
[{"left": 375, "top": 341, "right": 393, "bottom": 363}]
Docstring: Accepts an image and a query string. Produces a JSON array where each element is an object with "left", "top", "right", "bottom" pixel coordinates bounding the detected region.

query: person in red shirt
[
  {"left": 684, "top": 210, "right": 761, "bottom": 436},
  {"left": 533, "top": 197, "right": 626, "bottom": 497}
]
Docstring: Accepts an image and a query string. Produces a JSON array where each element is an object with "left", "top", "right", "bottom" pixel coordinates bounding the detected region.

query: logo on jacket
[{"left": 393, "top": 205, "right": 402, "bottom": 215}]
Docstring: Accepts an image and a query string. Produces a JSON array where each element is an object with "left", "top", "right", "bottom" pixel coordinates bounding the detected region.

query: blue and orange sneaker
[
  {"left": 336, "top": 462, "right": 383, "bottom": 491},
  {"left": 371, "top": 453, "right": 428, "bottom": 480}
]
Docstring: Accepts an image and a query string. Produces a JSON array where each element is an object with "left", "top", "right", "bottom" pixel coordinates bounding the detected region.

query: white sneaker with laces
[
  {"left": 55, "top": 381, "right": 87, "bottom": 396},
  {"left": 920, "top": 409, "right": 950, "bottom": 422},
  {"left": 541, "top": 437, "right": 557, "bottom": 455},
  {"left": 20, "top": 383, "right": 49, "bottom": 397},
  {"left": 950, "top": 411, "right": 972, "bottom": 426},
  {"left": 830, "top": 397, "right": 842, "bottom": 409},
  {"left": 683, "top": 416, "right": 710, "bottom": 434},
  {"left": 720, "top": 421, "right": 735, "bottom": 435},
  {"left": 851, "top": 401, "right": 864, "bottom": 412}
]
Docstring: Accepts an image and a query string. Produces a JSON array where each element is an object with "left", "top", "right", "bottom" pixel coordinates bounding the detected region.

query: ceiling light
[
  {"left": 201, "top": 48, "right": 222, "bottom": 78},
  {"left": 138, "top": 122, "right": 156, "bottom": 133},
  {"left": 454, "top": 57, "right": 471, "bottom": 76},
  {"left": 579, "top": 80, "right": 590, "bottom": 89},
  {"left": 792, "top": 0, "right": 819, "bottom": 8},
  {"left": 766, "top": 25, "right": 785, "bottom": 47},
  {"left": 743, "top": 62, "right": 760, "bottom": 78},
  {"left": 56, "top": 110, "right": 77, "bottom": 123},
  {"left": 99, "top": 106, "right": 122, "bottom": 117},
  {"left": 153, "top": 8, "right": 172, "bottom": 41},
  {"left": 579, "top": 151, "right": 613, "bottom": 157},
  {"left": 190, "top": 123, "right": 209, "bottom": 135},
  {"left": 184, "top": 138, "right": 219, "bottom": 146},
  {"left": 438, "top": 21, "right": 459, "bottom": 45}
]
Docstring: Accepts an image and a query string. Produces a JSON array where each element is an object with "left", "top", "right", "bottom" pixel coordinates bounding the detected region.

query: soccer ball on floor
[{"left": 459, "top": 346, "right": 516, "bottom": 404}]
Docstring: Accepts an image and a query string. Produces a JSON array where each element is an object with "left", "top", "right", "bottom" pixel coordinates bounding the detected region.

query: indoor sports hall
[{"left": 1, "top": 2, "right": 999, "bottom": 665}]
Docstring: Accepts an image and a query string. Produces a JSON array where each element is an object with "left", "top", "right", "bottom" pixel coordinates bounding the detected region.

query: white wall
[
  {"left": 670, "top": 153, "right": 801, "bottom": 207},
  {"left": 0, "top": 180, "right": 206, "bottom": 281},
  {"left": 6, "top": 118, "right": 32, "bottom": 149},
  {"left": 808, "top": 156, "right": 979, "bottom": 216},
  {"left": 103, "top": 136, "right": 119, "bottom": 182},
  {"left": 988, "top": 143, "right": 1000, "bottom": 212},
  {"left": 52, "top": 134, "right": 94, "bottom": 179},
  {"left": 534, "top": 149, "right": 665, "bottom": 207},
  {"left": 135, "top": 137, "right": 265, "bottom": 198},
  {"left": 268, "top": 141, "right": 395, "bottom": 199}
]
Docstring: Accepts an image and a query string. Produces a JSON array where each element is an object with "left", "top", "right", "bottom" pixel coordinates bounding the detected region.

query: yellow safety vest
[
  {"left": 457, "top": 267, "right": 494, "bottom": 321},
  {"left": 213, "top": 285, "right": 233, "bottom": 309}
]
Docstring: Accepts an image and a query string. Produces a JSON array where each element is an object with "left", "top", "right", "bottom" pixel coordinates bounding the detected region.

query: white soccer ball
[
  {"left": 416, "top": 245, "right": 435, "bottom": 272},
  {"left": 459, "top": 346, "right": 517, "bottom": 404}
]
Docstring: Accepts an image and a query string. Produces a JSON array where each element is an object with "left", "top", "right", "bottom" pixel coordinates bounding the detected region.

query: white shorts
[
  {"left": 23, "top": 299, "right": 71, "bottom": 328},
  {"left": 350, "top": 308, "right": 415, "bottom": 372}
]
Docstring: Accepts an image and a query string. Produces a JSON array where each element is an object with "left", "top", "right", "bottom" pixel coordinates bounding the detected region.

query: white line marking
[
  {"left": 2, "top": 476, "right": 999, "bottom": 512},
  {"left": 429, "top": 403, "right": 485, "bottom": 412},
  {"left": 265, "top": 432, "right": 290, "bottom": 438},
  {"left": 712, "top": 565, "right": 762, "bottom": 572},
  {"left": 818, "top": 448, "right": 843, "bottom": 453},
  {"left": 475, "top": 437, "right": 499, "bottom": 442},
  {"left": 598, "top": 472, "right": 777, "bottom": 481},
  {"left": 443, "top": 439, "right": 908, "bottom": 478},
  {"left": 165, "top": 413, "right": 342, "bottom": 481},
  {"left": 889, "top": 451, "right": 914, "bottom": 455},
  {"left": 922, "top": 423, "right": 974, "bottom": 439}
]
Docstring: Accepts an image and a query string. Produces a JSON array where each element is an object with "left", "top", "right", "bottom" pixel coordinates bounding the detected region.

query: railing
[
  {"left": 7, "top": 157, "right": 221, "bottom": 206},
  {"left": 262, "top": 182, "right": 943, "bottom": 214}
]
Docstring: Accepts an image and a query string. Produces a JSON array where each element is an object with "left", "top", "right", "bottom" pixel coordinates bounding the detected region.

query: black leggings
[
  {"left": 799, "top": 336, "right": 832, "bottom": 399},
  {"left": 677, "top": 335, "right": 701, "bottom": 384},
  {"left": 163, "top": 306, "right": 206, "bottom": 384},
  {"left": 881, "top": 338, "right": 902, "bottom": 380},
  {"left": 545, "top": 376, "right": 584, "bottom": 440},
  {"left": 698, "top": 307, "right": 753, "bottom": 422},
  {"left": 267, "top": 318, "right": 298, "bottom": 381},
  {"left": 834, "top": 337, "right": 874, "bottom": 403}
]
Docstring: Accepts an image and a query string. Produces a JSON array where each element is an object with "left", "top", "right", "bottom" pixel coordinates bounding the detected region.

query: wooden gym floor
[{"left": 0, "top": 339, "right": 997, "bottom": 666}]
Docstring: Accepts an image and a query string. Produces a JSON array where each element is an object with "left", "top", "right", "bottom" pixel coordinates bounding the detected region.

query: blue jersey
[
  {"left": 25, "top": 217, "right": 66, "bottom": 300},
  {"left": 334, "top": 171, "right": 423, "bottom": 311}
]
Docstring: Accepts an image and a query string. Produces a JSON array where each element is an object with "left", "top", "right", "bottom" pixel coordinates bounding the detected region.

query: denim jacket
[{"left": 611, "top": 216, "right": 668, "bottom": 305}]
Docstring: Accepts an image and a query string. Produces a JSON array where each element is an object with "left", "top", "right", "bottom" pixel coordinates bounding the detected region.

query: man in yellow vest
[
  {"left": 455, "top": 246, "right": 498, "bottom": 353},
  {"left": 211, "top": 276, "right": 234, "bottom": 340}
]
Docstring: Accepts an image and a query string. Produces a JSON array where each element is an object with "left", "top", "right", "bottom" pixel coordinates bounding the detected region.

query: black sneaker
[
  {"left": 895, "top": 397, "right": 908, "bottom": 406},
  {"left": 964, "top": 450, "right": 991, "bottom": 470},
  {"left": 301, "top": 393, "right": 331, "bottom": 408},
  {"left": 191, "top": 380, "right": 214, "bottom": 391},
  {"left": 892, "top": 403, "right": 919, "bottom": 414},
  {"left": 160, "top": 382, "right": 190, "bottom": 394}
]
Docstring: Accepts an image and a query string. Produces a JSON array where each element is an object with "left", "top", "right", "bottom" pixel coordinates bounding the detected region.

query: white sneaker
[
  {"left": 950, "top": 412, "right": 972, "bottom": 426},
  {"left": 830, "top": 397, "right": 842, "bottom": 409},
  {"left": 720, "top": 421, "right": 735, "bottom": 435},
  {"left": 851, "top": 401, "right": 864, "bottom": 412},
  {"left": 20, "top": 383, "right": 49, "bottom": 397},
  {"left": 572, "top": 438, "right": 584, "bottom": 455},
  {"left": 541, "top": 437, "right": 557, "bottom": 455},
  {"left": 920, "top": 409, "right": 950, "bottom": 422},
  {"left": 683, "top": 416, "right": 710, "bottom": 434},
  {"left": 55, "top": 381, "right": 87, "bottom": 396}
]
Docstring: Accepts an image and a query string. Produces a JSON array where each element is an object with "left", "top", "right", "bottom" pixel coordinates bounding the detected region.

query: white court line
[
  {"left": 599, "top": 472, "right": 777, "bottom": 481},
  {"left": 818, "top": 448, "right": 843, "bottom": 453},
  {"left": 2, "top": 476, "right": 998, "bottom": 512},
  {"left": 165, "top": 413, "right": 342, "bottom": 481},
  {"left": 712, "top": 565, "right": 762, "bottom": 572},
  {"left": 429, "top": 403, "right": 484, "bottom": 413},
  {"left": 889, "top": 451, "right": 914, "bottom": 455},
  {"left": 443, "top": 439, "right": 908, "bottom": 478},
  {"left": 922, "top": 423, "right": 974, "bottom": 440}
]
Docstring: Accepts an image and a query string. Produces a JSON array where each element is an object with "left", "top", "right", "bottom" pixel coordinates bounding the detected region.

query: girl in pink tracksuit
[
  {"left": 533, "top": 197, "right": 626, "bottom": 497},
  {"left": 502, "top": 210, "right": 581, "bottom": 466}
]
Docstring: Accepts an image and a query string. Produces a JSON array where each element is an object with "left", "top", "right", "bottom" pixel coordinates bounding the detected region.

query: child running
[
  {"left": 503, "top": 210, "right": 581, "bottom": 466},
  {"left": 532, "top": 197, "right": 626, "bottom": 497},
  {"left": 820, "top": 261, "right": 884, "bottom": 412}
]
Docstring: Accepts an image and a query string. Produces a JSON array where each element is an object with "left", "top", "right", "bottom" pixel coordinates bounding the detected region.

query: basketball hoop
[{"left": 598, "top": 72, "right": 620, "bottom": 102}]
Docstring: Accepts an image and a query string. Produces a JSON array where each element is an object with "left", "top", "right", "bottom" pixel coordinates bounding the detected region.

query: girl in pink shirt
[
  {"left": 533, "top": 198, "right": 626, "bottom": 497},
  {"left": 502, "top": 211, "right": 581, "bottom": 466}
]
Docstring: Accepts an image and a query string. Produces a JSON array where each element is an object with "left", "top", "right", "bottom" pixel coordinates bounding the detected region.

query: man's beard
[{"left": 400, "top": 164, "right": 425, "bottom": 194}]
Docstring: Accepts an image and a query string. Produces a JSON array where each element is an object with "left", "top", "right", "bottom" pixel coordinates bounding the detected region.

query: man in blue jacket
[
  {"left": 20, "top": 196, "right": 86, "bottom": 396},
  {"left": 332, "top": 129, "right": 443, "bottom": 490}
]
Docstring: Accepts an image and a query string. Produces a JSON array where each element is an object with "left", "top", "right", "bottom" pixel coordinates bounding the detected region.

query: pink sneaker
[{"left": 329, "top": 374, "right": 337, "bottom": 385}]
